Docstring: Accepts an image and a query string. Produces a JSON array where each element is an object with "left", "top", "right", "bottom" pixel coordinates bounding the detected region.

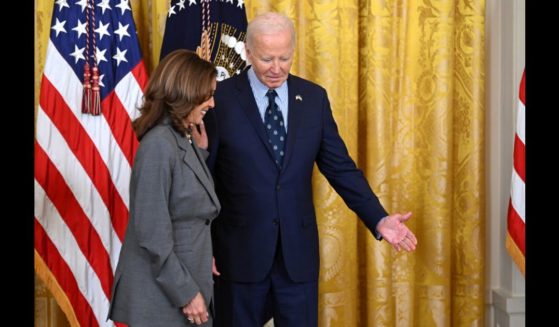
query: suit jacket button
[
  {"left": 273, "top": 218, "right": 279, "bottom": 225},
  {"left": 276, "top": 185, "right": 281, "bottom": 191},
  {"left": 205, "top": 219, "right": 210, "bottom": 225}
]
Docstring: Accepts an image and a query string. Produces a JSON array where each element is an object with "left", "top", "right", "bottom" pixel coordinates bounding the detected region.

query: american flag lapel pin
[{"left": 295, "top": 95, "right": 302, "bottom": 101}]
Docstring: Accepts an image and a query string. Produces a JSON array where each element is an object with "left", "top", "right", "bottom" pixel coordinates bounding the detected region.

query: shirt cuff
[{"left": 374, "top": 216, "right": 387, "bottom": 241}]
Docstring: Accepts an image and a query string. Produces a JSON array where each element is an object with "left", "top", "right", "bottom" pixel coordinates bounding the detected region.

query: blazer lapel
[
  {"left": 172, "top": 128, "right": 220, "bottom": 207},
  {"left": 190, "top": 142, "right": 220, "bottom": 208},
  {"left": 282, "top": 75, "right": 303, "bottom": 170},
  {"left": 191, "top": 144, "right": 212, "bottom": 182},
  {"left": 235, "top": 72, "right": 278, "bottom": 165}
]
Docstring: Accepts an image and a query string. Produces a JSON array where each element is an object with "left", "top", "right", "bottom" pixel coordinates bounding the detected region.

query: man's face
[{"left": 246, "top": 29, "right": 294, "bottom": 89}]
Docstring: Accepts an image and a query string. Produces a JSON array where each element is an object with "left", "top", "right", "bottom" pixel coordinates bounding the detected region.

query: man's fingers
[
  {"left": 403, "top": 238, "right": 415, "bottom": 251},
  {"left": 407, "top": 232, "right": 418, "bottom": 245},
  {"left": 398, "top": 234, "right": 417, "bottom": 252},
  {"left": 399, "top": 211, "right": 412, "bottom": 222}
]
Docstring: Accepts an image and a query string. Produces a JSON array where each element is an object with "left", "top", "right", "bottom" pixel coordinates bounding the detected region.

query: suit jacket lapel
[
  {"left": 235, "top": 72, "right": 278, "bottom": 164},
  {"left": 282, "top": 75, "right": 302, "bottom": 170},
  {"left": 192, "top": 144, "right": 212, "bottom": 182},
  {"left": 189, "top": 143, "right": 220, "bottom": 207},
  {"left": 171, "top": 127, "right": 220, "bottom": 207}
]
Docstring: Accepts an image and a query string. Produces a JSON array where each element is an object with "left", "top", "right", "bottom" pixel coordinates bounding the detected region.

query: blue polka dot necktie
[{"left": 265, "top": 89, "right": 287, "bottom": 168}]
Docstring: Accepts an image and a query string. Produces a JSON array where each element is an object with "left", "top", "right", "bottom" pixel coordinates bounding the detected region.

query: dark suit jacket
[{"left": 206, "top": 71, "right": 387, "bottom": 283}]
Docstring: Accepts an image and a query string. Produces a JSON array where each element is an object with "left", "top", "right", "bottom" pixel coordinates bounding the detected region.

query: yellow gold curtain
[{"left": 35, "top": 0, "right": 485, "bottom": 326}]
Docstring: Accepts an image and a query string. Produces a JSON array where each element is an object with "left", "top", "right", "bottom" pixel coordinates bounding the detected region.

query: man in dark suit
[{"left": 205, "top": 12, "right": 418, "bottom": 327}]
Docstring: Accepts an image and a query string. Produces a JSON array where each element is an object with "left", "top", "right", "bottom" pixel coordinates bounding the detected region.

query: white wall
[{"left": 485, "top": 0, "right": 525, "bottom": 325}]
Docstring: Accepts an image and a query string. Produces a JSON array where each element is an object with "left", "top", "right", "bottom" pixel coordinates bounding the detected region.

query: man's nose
[{"left": 271, "top": 60, "right": 280, "bottom": 73}]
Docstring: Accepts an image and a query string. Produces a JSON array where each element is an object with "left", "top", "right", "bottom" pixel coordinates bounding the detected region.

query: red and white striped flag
[
  {"left": 34, "top": 1, "right": 147, "bottom": 326},
  {"left": 506, "top": 69, "right": 525, "bottom": 276}
]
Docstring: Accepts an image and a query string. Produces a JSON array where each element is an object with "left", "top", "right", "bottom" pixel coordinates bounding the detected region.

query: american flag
[
  {"left": 506, "top": 69, "right": 525, "bottom": 275},
  {"left": 34, "top": 0, "right": 147, "bottom": 326}
]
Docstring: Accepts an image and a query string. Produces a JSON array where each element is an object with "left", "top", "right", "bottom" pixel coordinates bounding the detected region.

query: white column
[{"left": 485, "top": 0, "right": 525, "bottom": 325}]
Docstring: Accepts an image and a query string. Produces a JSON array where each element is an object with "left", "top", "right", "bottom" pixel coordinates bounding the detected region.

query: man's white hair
[{"left": 246, "top": 12, "right": 296, "bottom": 50}]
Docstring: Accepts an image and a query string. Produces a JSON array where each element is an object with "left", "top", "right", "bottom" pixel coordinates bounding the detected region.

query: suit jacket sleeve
[
  {"left": 314, "top": 88, "right": 388, "bottom": 236},
  {"left": 131, "top": 136, "right": 200, "bottom": 307}
]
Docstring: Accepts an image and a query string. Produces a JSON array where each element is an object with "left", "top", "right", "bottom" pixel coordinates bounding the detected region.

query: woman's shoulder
[{"left": 137, "top": 124, "right": 177, "bottom": 155}]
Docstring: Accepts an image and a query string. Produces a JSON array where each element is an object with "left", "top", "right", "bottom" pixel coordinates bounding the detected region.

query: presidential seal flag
[
  {"left": 34, "top": 0, "right": 148, "bottom": 326},
  {"left": 160, "top": 0, "right": 248, "bottom": 81}
]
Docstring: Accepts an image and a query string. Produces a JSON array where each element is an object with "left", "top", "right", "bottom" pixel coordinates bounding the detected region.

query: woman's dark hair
[{"left": 133, "top": 49, "right": 217, "bottom": 140}]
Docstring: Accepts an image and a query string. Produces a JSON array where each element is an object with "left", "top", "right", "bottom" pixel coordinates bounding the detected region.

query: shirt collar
[{"left": 247, "top": 66, "right": 288, "bottom": 105}]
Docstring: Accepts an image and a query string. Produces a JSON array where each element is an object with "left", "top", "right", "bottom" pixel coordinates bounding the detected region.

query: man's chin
[{"left": 265, "top": 79, "right": 285, "bottom": 88}]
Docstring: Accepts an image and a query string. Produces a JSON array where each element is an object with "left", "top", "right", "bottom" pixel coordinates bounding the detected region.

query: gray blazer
[{"left": 108, "top": 119, "right": 221, "bottom": 327}]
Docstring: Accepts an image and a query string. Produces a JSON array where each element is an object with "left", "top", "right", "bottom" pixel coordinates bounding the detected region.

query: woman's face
[{"left": 185, "top": 78, "right": 217, "bottom": 125}]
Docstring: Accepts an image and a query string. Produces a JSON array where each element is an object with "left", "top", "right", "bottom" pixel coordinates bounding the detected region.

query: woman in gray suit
[{"left": 108, "top": 49, "right": 221, "bottom": 326}]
